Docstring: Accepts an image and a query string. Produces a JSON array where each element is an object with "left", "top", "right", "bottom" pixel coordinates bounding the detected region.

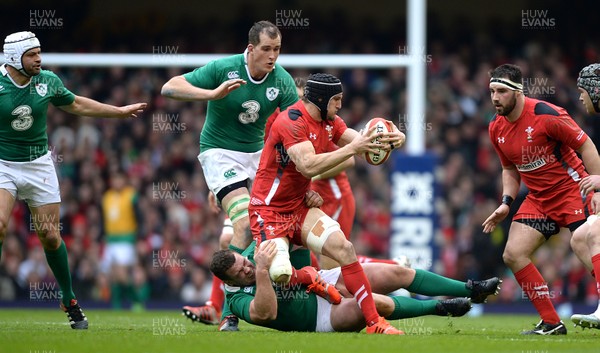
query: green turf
[{"left": 0, "top": 309, "right": 598, "bottom": 353}]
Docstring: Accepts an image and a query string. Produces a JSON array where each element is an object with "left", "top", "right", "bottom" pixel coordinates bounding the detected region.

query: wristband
[{"left": 501, "top": 195, "right": 514, "bottom": 206}]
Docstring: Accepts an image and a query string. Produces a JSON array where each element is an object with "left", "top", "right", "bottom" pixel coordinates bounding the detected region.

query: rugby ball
[{"left": 363, "top": 117, "right": 391, "bottom": 166}]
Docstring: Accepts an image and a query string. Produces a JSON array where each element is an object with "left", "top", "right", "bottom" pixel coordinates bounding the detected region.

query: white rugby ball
[{"left": 363, "top": 117, "right": 391, "bottom": 165}]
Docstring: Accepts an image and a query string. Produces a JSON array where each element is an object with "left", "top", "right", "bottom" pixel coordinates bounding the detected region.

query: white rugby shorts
[
  {"left": 315, "top": 267, "right": 343, "bottom": 332},
  {"left": 0, "top": 151, "right": 60, "bottom": 207},
  {"left": 100, "top": 242, "right": 136, "bottom": 273},
  {"left": 198, "top": 148, "right": 261, "bottom": 196}
]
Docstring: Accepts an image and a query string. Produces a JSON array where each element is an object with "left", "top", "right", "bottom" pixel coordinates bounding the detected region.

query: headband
[{"left": 489, "top": 77, "right": 523, "bottom": 91}]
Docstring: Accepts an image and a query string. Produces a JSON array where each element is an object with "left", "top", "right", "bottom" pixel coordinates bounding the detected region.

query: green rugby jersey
[
  {"left": 183, "top": 53, "right": 298, "bottom": 153},
  {"left": 225, "top": 242, "right": 318, "bottom": 331},
  {"left": 0, "top": 65, "right": 75, "bottom": 161}
]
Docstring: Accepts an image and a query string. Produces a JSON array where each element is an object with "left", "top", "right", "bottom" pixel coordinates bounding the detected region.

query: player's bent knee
[
  {"left": 39, "top": 232, "right": 61, "bottom": 250},
  {"left": 268, "top": 237, "right": 292, "bottom": 284},
  {"left": 306, "top": 216, "right": 341, "bottom": 254},
  {"left": 502, "top": 249, "right": 519, "bottom": 267},
  {"left": 225, "top": 194, "right": 250, "bottom": 225}
]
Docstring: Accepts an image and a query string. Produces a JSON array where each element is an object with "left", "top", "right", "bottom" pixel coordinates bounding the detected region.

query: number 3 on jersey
[
  {"left": 239, "top": 100, "right": 260, "bottom": 124},
  {"left": 11, "top": 105, "right": 34, "bottom": 131}
]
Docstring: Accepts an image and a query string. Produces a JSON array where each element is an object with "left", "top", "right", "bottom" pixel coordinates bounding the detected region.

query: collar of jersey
[
  {"left": 243, "top": 48, "right": 271, "bottom": 85},
  {"left": 0, "top": 64, "right": 31, "bottom": 88}
]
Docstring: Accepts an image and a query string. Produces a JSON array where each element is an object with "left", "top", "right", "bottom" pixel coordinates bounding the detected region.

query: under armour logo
[
  {"left": 498, "top": 137, "right": 505, "bottom": 143},
  {"left": 309, "top": 133, "right": 317, "bottom": 140},
  {"left": 575, "top": 209, "right": 583, "bottom": 214}
]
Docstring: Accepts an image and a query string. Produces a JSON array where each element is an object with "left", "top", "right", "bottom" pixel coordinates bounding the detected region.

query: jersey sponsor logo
[
  {"left": 223, "top": 168, "right": 237, "bottom": 179},
  {"left": 239, "top": 100, "right": 260, "bottom": 124},
  {"left": 266, "top": 87, "right": 279, "bottom": 101},
  {"left": 497, "top": 137, "right": 505, "bottom": 143},
  {"left": 516, "top": 158, "right": 546, "bottom": 172},
  {"left": 309, "top": 132, "right": 317, "bottom": 140},
  {"left": 227, "top": 71, "right": 240, "bottom": 79},
  {"left": 575, "top": 209, "right": 583, "bottom": 215},
  {"left": 35, "top": 83, "right": 48, "bottom": 97},
  {"left": 0, "top": 84, "right": 4, "bottom": 91},
  {"left": 11, "top": 105, "right": 34, "bottom": 131}
]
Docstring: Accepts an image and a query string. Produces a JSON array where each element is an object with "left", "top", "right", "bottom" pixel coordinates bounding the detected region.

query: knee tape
[
  {"left": 268, "top": 237, "right": 292, "bottom": 284},
  {"left": 306, "top": 216, "right": 340, "bottom": 254},
  {"left": 225, "top": 195, "right": 250, "bottom": 224}
]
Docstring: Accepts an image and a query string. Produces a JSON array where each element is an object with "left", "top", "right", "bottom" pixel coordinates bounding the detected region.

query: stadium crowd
[{"left": 0, "top": 16, "right": 599, "bottom": 311}]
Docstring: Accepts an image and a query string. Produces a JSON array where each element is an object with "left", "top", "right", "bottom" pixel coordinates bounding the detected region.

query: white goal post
[{"left": 5, "top": 1, "right": 426, "bottom": 154}]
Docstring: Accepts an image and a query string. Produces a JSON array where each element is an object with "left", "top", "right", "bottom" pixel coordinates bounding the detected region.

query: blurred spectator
[
  {"left": 100, "top": 170, "right": 145, "bottom": 310},
  {"left": 180, "top": 266, "right": 211, "bottom": 304}
]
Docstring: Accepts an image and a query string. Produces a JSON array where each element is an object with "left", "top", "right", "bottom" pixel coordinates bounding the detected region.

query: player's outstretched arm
[
  {"left": 249, "top": 240, "right": 278, "bottom": 323},
  {"left": 482, "top": 166, "right": 520, "bottom": 233},
  {"left": 58, "top": 95, "right": 146, "bottom": 118},
  {"left": 161, "top": 75, "right": 246, "bottom": 101}
]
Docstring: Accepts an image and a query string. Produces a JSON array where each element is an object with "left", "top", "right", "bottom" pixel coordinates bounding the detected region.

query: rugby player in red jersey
[
  {"left": 249, "top": 73, "right": 406, "bottom": 334},
  {"left": 482, "top": 64, "right": 600, "bottom": 335}
]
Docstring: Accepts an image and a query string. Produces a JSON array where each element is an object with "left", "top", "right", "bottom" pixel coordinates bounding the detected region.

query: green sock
[
  {"left": 44, "top": 240, "right": 76, "bottom": 306},
  {"left": 221, "top": 295, "right": 232, "bottom": 320},
  {"left": 111, "top": 283, "right": 122, "bottom": 309},
  {"left": 228, "top": 244, "right": 245, "bottom": 254},
  {"left": 406, "top": 269, "right": 471, "bottom": 297},
  {"left": 388, "top": 296, "right": 438, "bottom": 319}
]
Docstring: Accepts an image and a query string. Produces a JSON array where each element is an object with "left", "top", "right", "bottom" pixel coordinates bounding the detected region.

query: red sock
[
  {"left": 341, "top": 261, "right": 380, "bottom": 326},
  {"left": 208, "top": 275, "right": 224, "bottom": 312},
  {"left": 357, "top": 255, "right": 396, "bottom": 265},
  {"left": 514, "top": 263, "right": 560, "bottom": 324},
  {"left": 592, "top": 254, "right": 600, "bottom": 297},
  {"left": 288, "top": 267, "right": 312, "bottom": 286},
  {"left": 310, "top": 252, "right": 321, "bottom": 271}
]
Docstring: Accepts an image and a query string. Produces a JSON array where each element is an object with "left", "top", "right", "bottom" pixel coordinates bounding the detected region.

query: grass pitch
[{"left": 1, "top": 309, "right": 598, "bottom": 353}]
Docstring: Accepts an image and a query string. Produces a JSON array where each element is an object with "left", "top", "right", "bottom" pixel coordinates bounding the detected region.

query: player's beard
[
  {"left": 23, "top": 66, "right": 41, "bottom": 77},
  {"left": 497, "top": 93, "right": 517, "bottom": 116}
]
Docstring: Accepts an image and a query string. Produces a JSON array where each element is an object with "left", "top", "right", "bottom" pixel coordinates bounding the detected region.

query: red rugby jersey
[
  {"left": 250, "top": 101, "right": 348, "bottom": 213},
  {"left": 489, "top": 97, "right": 588, "bottom": 198}
]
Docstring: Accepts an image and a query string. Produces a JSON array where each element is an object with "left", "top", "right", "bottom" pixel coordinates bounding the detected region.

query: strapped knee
[
  {"left": 306, "top": 216, "right": 341, "bottom": 254},
  {"left": 268, "top": 237, "right": 292, "bottom": 284},
  {"left": 225, "top": 195, "right": 250, "bottom": 224}
]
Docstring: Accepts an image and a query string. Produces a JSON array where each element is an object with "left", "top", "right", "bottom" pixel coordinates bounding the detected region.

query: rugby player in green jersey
[
  {"left": 0, "top": 31, "right": 146, "bottom": 329},
  {"left": 207, "top": 241, "right": 501, "bottom": 333},
  {"left": 571, "top": 64, "right": 600, "bottom": 329},
  {"left": 161, "top": 20, "right": 298, "bottom": 331}
]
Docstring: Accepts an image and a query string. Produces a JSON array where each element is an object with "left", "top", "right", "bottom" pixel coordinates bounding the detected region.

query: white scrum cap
[{"left": 4, "top": 31, "right": 41, "bottom": 75}]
